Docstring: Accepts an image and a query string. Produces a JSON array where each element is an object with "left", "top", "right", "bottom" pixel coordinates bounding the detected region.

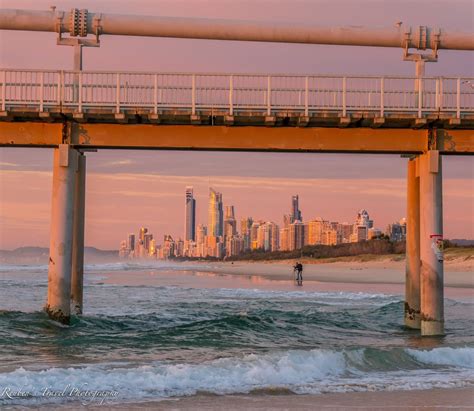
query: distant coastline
[
  {"left": 1, "top": 241, "right": 473, "bottom": 267},
  {"left": 0, "top": 246, "right": 117, "bottom": 264}
]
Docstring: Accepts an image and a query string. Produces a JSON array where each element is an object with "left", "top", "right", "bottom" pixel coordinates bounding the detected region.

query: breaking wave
[{"left": 0, "top": 347, "right": 473, "bottom": 406}]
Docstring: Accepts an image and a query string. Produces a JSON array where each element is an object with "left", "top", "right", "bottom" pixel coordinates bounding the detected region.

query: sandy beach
[
  {"left": 96, "top": 387, "right": 474, "bottom": 410},
  {"left": 101, "top": 253, "right": 473, "bottom": 299},
  {"left": 188, "top": 251, "right": 473, "bottom": 287}
]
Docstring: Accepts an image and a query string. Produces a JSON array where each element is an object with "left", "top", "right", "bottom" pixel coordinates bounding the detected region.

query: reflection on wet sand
[{"left": 102, "top": 269, "right": 472, "bottom": 299}]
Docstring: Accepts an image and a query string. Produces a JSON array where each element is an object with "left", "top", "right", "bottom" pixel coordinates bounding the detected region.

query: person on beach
[{"left": 294, "top": 262, "right": 303, "bottom": 285}]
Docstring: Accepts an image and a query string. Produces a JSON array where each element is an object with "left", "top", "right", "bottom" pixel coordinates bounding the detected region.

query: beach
[
  {"left": 101, "top": 254, "right": 474, "bottom": 298},
  {"left": 0, "top": 256, "right": 473, "bottom": 409},
  {"left": 98, "top": 387, "right": 474, "bottom": 410}
]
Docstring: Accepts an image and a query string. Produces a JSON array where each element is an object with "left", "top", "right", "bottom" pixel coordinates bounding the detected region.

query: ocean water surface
[{"left": 0, "top": 262, "right": 473, "bottom": 407}]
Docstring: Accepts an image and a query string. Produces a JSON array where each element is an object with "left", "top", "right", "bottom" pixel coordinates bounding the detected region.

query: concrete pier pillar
[
  {"left": 71, "top": 152, "right": 86, "bottom": 315},
  {"left": 419, "top": 150, "right": 444, "bottom": 336},
  {"left": 405, "top": 157, "right": 421, "bottom": 329},
  {"left": 45, "top": 145, "right": 77, "bottom": 324}
]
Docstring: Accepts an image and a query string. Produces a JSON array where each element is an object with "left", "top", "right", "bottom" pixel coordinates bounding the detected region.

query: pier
[{"left": 1, "top": 7, "right": 473, "bottom": 334}]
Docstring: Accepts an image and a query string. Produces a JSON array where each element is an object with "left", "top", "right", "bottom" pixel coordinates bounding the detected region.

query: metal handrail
[{"left": 1, "top": 69, "right": 473, "bottom": 119}]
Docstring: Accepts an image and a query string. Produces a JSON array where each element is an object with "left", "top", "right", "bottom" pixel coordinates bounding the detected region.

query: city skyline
[
  {"left": 2, "top": 163, "right": 472, "bottom": 250},
  {"left": 119, "top": 185, "right": 408, "bottom": 259}
]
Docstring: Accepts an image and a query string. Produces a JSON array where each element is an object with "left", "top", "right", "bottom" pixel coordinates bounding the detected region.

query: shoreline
[
  {"left": 49, "top": 387, "right": 474, "bottom": 410},
  {"left": 172, "top": 259, "right": 473, "bottom": 289}
]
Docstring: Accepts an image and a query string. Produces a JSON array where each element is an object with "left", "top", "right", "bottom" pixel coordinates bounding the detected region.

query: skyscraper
[
  {"left": 224, "top": 205, "right": 237, "bottom": 238},
  {"left": 291, "top": 195, "right": 302, "bottom": 222},
  {"left": 240, "top": 217, "right": 253, "bottom": 251},
  {"left": 139, "top": 227, "right": 148, "bottom": 243},
  {"left": 185, "top": 186, "right": 196, "bottom": 241},
  {"left": 289, "top": 221, "right": 305, "bottom": 250},
  {"left": 127, "top": 233, "right": 135, "bottom": 252},
  {"left": 208, "top": 188, "right": 223, "bottom": 237}
]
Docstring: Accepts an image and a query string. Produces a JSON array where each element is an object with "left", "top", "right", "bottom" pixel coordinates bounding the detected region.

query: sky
[{"left": 0, "top": 0, "right": 473, "bottom": 249}]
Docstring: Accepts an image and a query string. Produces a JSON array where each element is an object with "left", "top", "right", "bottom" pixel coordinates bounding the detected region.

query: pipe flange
[
  {"left": 69, "top": 8, "right": 79, "bottom": 37},
  {"left": 418, "top": 26, "right": 427, "bottom": 50},
  {"left": 79, "top": 9, "right": 88, "bottom": 37}
]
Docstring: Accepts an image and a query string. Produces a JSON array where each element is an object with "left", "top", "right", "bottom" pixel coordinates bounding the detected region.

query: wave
[
  {"left": 406, "top": 347, "right": 474, "bottom": 369},
  {"left": 0, "top": 348, "right": 472, "bottom": 406},
  {"left": 0, "top": 261, "right": 212, "bottom": 273}
]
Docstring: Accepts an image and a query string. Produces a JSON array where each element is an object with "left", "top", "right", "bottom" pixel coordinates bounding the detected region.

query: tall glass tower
[
  {"left": 291, "top": 195, "right": 302, "bottom": 222},
  {"left": 185, "top": 187, "right": 196, "bottom": 241},
  {"left": 208, "top": 188, "right": 223, "bottom": 237}
]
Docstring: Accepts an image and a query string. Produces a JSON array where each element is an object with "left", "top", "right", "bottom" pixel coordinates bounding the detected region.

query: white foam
[
  {"left": 0, "top": 264, "right": 48, "bottom": 272},
  {"left": 0, "top": 261, "right": 211, "bottom": 273},
  {"left": 406, "top": 347, "right": 474, "bottom": 369},
  {"left": 1, "top": 348, "right": 473, "bottom": 405}
]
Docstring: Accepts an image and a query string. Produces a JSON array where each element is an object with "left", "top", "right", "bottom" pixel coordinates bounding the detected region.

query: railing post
[
  {"left": 342, "top": 77, "right": 347, "bottom": 117},
  {"left": 191, "top": 74, "right": 196, "bottom": 115},
  {"left": 435, "top": 78, "right": 440, "bottom": 110},
  {"left": 78, "top": 72, "right": 83, "bottom": 113},
  {"left": 304, "top": 76, "right": 309, "bottom": 116},
  {"left": 1, "top": 70, "right": 5, "bottom": 112},
  {"left": 267, "top": 75, "right": 271, "bottom": 116},
  {"left": 418, "top": 76, "right": 423, "bottom": 118},
  {"left": 57, "top": 71, "right": 61, "bottom": 106},
  {"left": 380, "top": 77, "right": 384, "bottom": 117},
  {"left": 39, "top": 72, "right": 44, "bottom": 112},
  {"left": 456, "top": 77, "right": 461, "bottom": 119},
  {"left": 439, "top": 78, "right": 443, "bottom": 110},
  {"left": 116, "top": 73, "right": 120, "bottom": 114},
  {"left": 154, "top": 74, "right": 158, "bottom": 115},
  {"left": 226, "top": 75, "right": 233, "bottom": 116}
]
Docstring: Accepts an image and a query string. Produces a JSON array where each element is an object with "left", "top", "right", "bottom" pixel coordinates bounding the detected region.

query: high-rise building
[
  {"left": 322, "top": 229, "right": 338, "bottom": 245},
  {"left": 355, "top": 210, "right": 373, "bottom": 229},
  {"left": 149, "top": 239, "right": 156, "bottom": 256},
  {"left": 139, "top": 227, "right": 148, "bottom": 243},
  {"left": 250, "top": 221, "right": 261, "bottom": 250},
  {"left": 262, "top": 222, "right": 280, "bottom": 252},
  {"left": 161, "top": 235, "right": 176, "bottom": 259},
  {"left": 208, "top": 188, "right": 223, "bottom": 237},
  {"left": 224, "top": 205, "right": 237, "bottom": 238},
  {"left": 279, "top": 227, "right": 289, "bottom": 251},
  {"left": 308, "top": 218, "right": 328, "bottom": 245},
  {"left": 226, "top": 235, "right": 245, "bottom": 257},
  {"left": 289, "top": 221, "right": 305, "bottom": 250},
  {"left": 257, "top": 224, "right": 266, "bottom": 249},
  {"left": 127, "top": 234, "right": 135, "bottom": 252},
  {"left": 386, "top": 218, "right": 407, "bottom": 241},
  {"left": 351, "top": 226, "right": 368, "bottom": 242},
  {"left": 143, "top": 233, "right": 153, "bottom": 251},
  {"left": 368, "top": 228, "right": 382, "bottom": 240},
  {"left": 338, "top": 222, "right": 353, "bottom": 243},
  {"left": 283, "top": 214, "right": 293, "bottom": 228},
  {"left": 291, "top": 195, "right": 302, "bottom": 222},
  {"left": 196, "top": 224, "right": 207, "bottom": 257},
  {"left": 118, "top": 240, "right": 128, "bottom": 258},
  {"left": 351, "top": 210, "right": 373, "bottom": 242},
  {"left": 240, "top": 217, "right": 253, "bottom": 251},
  {"left": 185, "top": 186, "right": 196, "bottom": 241}
]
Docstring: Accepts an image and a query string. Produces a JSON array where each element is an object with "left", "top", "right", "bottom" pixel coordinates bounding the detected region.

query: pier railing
[{"left": 1, "top": 69, "right": 473, "bottom": 118}]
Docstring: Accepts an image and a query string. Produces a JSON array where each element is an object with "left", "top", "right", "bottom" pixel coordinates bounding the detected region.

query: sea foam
[{"left": 1, "top": 348, "right": 473, "bottom": 405}]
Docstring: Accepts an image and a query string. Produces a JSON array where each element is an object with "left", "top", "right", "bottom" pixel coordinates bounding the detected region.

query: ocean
[{"left": 0, "top": 262, "right": 473, "bottom": 408}]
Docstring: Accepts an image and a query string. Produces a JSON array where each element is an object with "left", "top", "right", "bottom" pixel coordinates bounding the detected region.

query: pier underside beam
[
  {"left": 45, "top": 145, "right": 78, "bottom": 324},
  {"left": 1, "top": 122, "right": 473, "bottom": 154}
]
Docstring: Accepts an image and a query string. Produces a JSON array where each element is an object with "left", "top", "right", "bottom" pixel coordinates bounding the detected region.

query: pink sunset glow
[{"left": 0, "top": 0, "right": 473, "bottom": 249}]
